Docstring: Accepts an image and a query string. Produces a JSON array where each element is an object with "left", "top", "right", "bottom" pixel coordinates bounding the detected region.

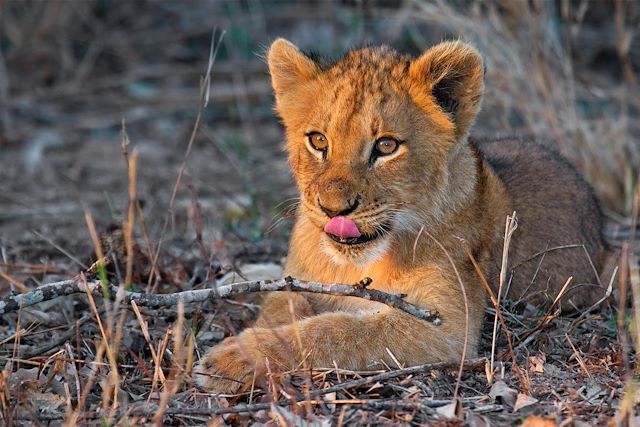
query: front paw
[{"left": 194, "top": 335, "right": 263, "bottom": 394}]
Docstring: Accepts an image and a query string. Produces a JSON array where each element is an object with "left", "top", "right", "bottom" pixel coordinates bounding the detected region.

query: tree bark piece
[{"left": 0, "top": 275, "right": 442, "bottom": 324}]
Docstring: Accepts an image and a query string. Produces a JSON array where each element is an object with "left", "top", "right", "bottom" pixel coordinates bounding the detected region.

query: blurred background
[{"left": 0, "top": 0, "right": 638, "bottom": 272}]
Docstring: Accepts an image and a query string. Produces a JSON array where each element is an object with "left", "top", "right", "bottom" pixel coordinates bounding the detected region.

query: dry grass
[{"left": 0, "top": 0, "right": 638, "bottom": 425}]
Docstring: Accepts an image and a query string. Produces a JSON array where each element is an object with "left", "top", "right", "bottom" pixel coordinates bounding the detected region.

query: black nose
[{"left": 319, "top": 196, "right": 360, "bottom": 218}]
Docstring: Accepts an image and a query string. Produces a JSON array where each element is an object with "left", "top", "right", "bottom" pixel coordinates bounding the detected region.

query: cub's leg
[
  {"left": 253, "top": 292, "right": 315, "bottom": 328},
  {"left": 195, "top": 291, "right": 478, "bottom": 393}
]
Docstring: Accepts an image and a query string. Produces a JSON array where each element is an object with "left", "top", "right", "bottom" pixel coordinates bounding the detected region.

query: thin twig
[
  {"left": 0, "top": 276, "right": 442, "bottom": 324},
  {"left": 132, "top": 399, "right": 440, "bottom": 417},
  {"left": 312, "top": 357, "right": 485, "bottom": 397},
  {"left": 147, "top": 29, "right": 225, "bottom": 291},
  {"left": 0, "top": 271, "right": 27, "bottom": 293},
  {"left": 513, "top": 276, "right": 573, "bottom": 348},
  {"left": 22, "top": 397, "right": 503, "bottom": 421},
  {"left": 461, "top": 241, "right": 526, "bottom": 391},
  {"left": 422, "top": 230, "right": 470, "bottom": 399},
  {"left": 490, "top": 212, "right": 518, "bottom": 384},
  {"left": 31, "top": 231, "right": 87, "bottom": 270}
]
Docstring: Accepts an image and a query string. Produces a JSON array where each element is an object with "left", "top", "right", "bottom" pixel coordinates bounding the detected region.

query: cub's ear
[
  {"left": 267, "top": 38, "right": 319, "bottom": 97},
  {"left": 408, "top": 41, "right": 484, "bottom": 140}
]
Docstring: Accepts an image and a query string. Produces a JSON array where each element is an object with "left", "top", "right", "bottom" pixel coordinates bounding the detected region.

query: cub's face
[{"left": 268, "top": 40, "right": 484, "bottom": 265}]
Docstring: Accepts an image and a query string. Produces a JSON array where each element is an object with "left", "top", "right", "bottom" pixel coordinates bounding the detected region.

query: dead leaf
[
  {"left": 435, "top": 401, "right": 459, "bottom": 419},
  {"left": 489, "top": 380, "right": 517, "bottom": 407},
  {"left": 28, "top": 391, "right": 66, "bottom": 413},
  {"left": 270, "top": 404, "right": 332, "bottom": 427},
  {"left": 528, "top": 354, "right": 545, "bottom": 374},
  {"left": 323, "top": 392, "right": 337, "bottom": 411},
  {"left": 466, "top": 410, "right": 491, "bottom": 427},
  {"left": 364, "top": 382, "right": 384, "bottom": 394},
  {"left": 514, "top": 393, "right": 539, "bottom": 411}
]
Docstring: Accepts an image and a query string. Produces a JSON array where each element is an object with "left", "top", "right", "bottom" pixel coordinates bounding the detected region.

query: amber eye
[
  {"left": 307, "top": 132, "right": 328, "bottom": 152},
  {"left": 374, "top": 137, "right": 399, "bottom": 156}
]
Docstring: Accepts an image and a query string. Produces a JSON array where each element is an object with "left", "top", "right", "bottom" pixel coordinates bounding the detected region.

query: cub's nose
[
  {"left": 316, "top": 177, "right": 361, "bottom": 218},
  {"left": 318, "top": 195, "right": 360, "bottom": 218}
]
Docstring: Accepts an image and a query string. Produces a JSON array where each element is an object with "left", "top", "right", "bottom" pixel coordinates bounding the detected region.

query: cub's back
[{"left": 474, "top": 137, "right": 609, "bottom": 308}]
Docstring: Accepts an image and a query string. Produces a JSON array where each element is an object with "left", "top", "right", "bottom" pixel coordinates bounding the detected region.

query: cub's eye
[
  {"left": 374, "top": 137, "right": 399, "bottom": 156},
  {"left": 307, "top": 132, "right": 328, "bottom": 152}
]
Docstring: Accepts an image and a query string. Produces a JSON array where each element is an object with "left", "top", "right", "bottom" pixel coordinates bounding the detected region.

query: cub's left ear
[{"left": 408, "top": 41, "right": 484, "bottom": 140}]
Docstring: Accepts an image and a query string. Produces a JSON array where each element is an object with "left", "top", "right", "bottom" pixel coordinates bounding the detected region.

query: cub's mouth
[
  {"left": 326, "top": 229, "right": 387, "bottom": 245},
  {"left": 323, "top": 216, "right": 391, "bottom": 246}
]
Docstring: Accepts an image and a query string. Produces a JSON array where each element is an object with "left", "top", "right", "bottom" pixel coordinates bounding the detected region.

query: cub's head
[{"left": 267, "top": 39, "right": 484, "bottom": 265}]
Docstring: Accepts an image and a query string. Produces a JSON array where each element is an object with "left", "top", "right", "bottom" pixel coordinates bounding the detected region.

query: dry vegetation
[{"left": 0, "top": 0, "right": 639, "bottom": 425}]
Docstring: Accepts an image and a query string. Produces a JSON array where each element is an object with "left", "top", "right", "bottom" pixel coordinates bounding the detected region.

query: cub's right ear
[{"left": 267, "top": 38, "right": 320, "bottom": 97}]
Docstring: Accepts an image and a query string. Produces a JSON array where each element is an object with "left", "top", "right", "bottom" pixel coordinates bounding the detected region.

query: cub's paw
[{"left": 194, "top": 335, "right": 263, "bottom": 394}]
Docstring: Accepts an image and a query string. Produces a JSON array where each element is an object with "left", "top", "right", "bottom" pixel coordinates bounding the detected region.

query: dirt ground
[{"left": 0, "top": 1, "right": 639, "bottom": 425}]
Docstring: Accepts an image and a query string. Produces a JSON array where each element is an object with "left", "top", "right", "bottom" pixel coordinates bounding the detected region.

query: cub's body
[
  {"left": 477, "top": 138, "right": 607, "bottom": 308},
  {"left": 195, "top": 40, "right": 608, "bottom": 392}
]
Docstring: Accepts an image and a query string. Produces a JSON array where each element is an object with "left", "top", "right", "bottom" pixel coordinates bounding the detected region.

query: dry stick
[
  {"left": 67, "top": 323, "right": 108, "bottom": 426},
  {"left": 132, "top": 360, "right": 487, "bottom": 419},
  {"left": 0, "top": 271, "right": 27, "bottom": 293},
  {"left": 461, "top": 242, "right": 526, "bottom": 393},
  {"left": 83, "top": 211, "right": 123, "bottom": 416},
  {"left": 0, "top": 262, "right": 63, "bottom": 274},
  {"left": 147, "top": 29, "right": 225, "bottom": 293},
  {"left": 135, "top": 201, "right": 162, "bottom": 282},
  {"left": 80, "top": 274, "right": 119, "bottom": 417},
  {"left": 614, "top": 0, "right": 637, "bottom": 86},
  {"left": 617, "top": 241, "right": 631, "bottom": 372},
  {"left": 514, "top": 276, "right": 573, "bottom": 347},
  {"left": 510, "top": 244, "right": 584, "bottom": 271},
  {"left": 514, "top": 242, "right": 615, "bottom": 330},
  {"left": 108, "top": 304, "right": 129, "bottom": 421},
  {"left": 569, "top": 265, "right": 617, "bottom": 329},
  {"left": 125, "top": 150, "right": 138, "bottom": 286},
  {"left": 153, "top": 301, "right": 186, "bottom": 426},
  {"left": 120, "top": 119, "right": 162, "bottom": 285},
  {"left": 614, "top": 181, "right": 640, "bottom": 423},
  {"left": 311, "top": 357, "right": 485, "bottom": 398},
  {"left": 618, "top": 177, "right": 640, "bottom": 425},
  {"left": 564, "top": 333, "right": 592, "bottom": 379},
  {"left": 64, "top": 342, "right": 82, "bottom": 415},
  {"left": 490, "top": 212, "right": 518, "bottom": 384},
  {"left": 130, "top": 301, "right": 165, "bottom": 389},
  {"left": 19, "top": 314, "right": 93, "bottom": 359},
  {"left": 132, "top": 400, "right": 435, "bottom": 418},
  {"left": 628, "top": 185, "right": 640, "bottom": 373},
  {"left": 32, "top": 230, "right": 87, "bottom": 270},
  {"left": 121, "top": 121, "right": 137, "bottom": 287},
  {"left": 422, "top": 230, "right": 469, "bottom": 400},
  {"left": 0, "top": 276, "right": 441, "bottom": 324}
]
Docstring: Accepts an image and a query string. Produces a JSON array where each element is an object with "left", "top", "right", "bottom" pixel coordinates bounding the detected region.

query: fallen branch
[
  {"left": 131, "top": 399, "right": 437, "bottom": 417},
  {"left": 129, "top": 389, "right": 497, "bottom": 418},
  {"left": 0, "top": 275, "right": 442, "bottom": 324},
  {"left": 312, "top": 357, "right": 486, "bottom": 397}
]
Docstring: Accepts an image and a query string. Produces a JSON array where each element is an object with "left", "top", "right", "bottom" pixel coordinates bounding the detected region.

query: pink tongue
[{"left": 324, "top": 216, "right": 361, "bottom": 239}]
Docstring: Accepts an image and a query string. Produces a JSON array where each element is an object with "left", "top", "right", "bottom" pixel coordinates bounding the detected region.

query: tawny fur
[{"left": 194, "top": 39, "right": 609, "bottom": 393}]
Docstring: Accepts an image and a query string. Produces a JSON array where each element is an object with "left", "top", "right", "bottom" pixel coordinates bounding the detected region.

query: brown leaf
[
  {"left": 514, "top": 393, "right": 539, "bottom": 411},
  {"left": 528, "top": 354, "right": 545, "bottom": 374},
  {"left": 489, "top": 380, "right": 517, "bottom": 407},
  {"left": 435, "top": 401, "right": 458, "bottom": 419}
]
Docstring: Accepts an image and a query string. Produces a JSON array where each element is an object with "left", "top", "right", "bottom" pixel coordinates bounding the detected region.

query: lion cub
[{"left": 195, "top": 39, "right": 609, "bottom": 392}]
